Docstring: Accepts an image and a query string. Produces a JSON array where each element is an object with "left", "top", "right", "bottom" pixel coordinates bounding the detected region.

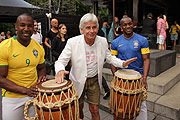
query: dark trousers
[{"left": 102, "top": 76, "right": 110, "bottom": 93}]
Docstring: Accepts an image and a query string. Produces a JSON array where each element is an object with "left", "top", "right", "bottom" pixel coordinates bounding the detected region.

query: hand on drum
[
  {"left": 37, "top": 76, "right": 47, "bottom": 83},
  {"left": 55, "top": 70, "right": 69, "bottom": 84},
  {"left": 122, "top": 57, "right": 137, "bottom": 67},
  {"left": 26, "top": 84, "right": 38, "bottom": 97}
]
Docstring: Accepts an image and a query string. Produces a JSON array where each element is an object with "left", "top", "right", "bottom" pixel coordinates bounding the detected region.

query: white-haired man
[{"left": 54, "top": 13, "right": 137, "bottom": 120}]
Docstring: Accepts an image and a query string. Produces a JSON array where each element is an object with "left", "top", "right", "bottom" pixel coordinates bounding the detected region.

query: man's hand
[
  {"left": 55, "top": 70, "right": 69, "bottom": 84},
  {"left": 26, "top": 84, "right": 38, "bottom": 97},
  {"left": 122, "top": 57, "right": 137, "bottom": 67},
  {"left": 37, "top": 76, "right": 47, "bottom": 83},
  {"left": 142, "top": 76, "right": 148, "bottom": 90}
]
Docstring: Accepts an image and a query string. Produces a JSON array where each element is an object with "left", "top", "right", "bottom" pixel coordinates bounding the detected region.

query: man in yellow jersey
[{"left": 0, "top": 13, "right": 46, "bottom": 120}]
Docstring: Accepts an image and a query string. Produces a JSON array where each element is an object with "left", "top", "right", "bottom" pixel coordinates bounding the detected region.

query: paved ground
[{"left": 83, "top": 99, "right": 114, "bottom": 120}]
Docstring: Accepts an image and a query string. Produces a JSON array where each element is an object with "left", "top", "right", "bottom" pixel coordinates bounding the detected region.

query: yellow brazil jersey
[{"left": 0, "top": 37, "right": 45, "bottom": 97}]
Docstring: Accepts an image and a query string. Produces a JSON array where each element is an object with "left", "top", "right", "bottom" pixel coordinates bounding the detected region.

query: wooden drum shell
[
  {"left": 36, "top": 80, "right": 79, "bottom": 120},
  {"left": 110, "top": 69, "right": 146, "bottom": 120}
]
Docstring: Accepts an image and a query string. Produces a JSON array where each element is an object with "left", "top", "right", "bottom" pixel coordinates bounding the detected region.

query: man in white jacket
[{"left": 55, "top": 13, "right": 137, "bottom": 120}]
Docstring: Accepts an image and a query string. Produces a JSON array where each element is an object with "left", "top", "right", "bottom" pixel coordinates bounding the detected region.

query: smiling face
[
  {"left": 81, "top": 21, "right": 98, "bottom": 44},
  {"left": 15, "top": 14, "right": 34, "bottom": 43},
  {"left": 59, "top": 25, "right": 67, "bottom": 35},
  {"left": 33, "top": 21, "right": 38, "bottom": 32},
  {"left": 120, "top": 17, "right": 134, "bottom": 38}
]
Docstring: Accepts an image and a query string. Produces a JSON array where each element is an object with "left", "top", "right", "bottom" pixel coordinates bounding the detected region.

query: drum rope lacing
[
  {"left": 111, "top": 76, "right": 147, "bottom": 100},
  {"left": 24, "top": 82, "right": 79, "bottom": 120},
  {"left": 109, "top": 76, "right": 147, "bottom": 119}
]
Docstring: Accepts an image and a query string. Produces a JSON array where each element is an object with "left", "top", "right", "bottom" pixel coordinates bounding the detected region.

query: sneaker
[{"left": 103, "top": 91, "right": 110, "bottom": 99}]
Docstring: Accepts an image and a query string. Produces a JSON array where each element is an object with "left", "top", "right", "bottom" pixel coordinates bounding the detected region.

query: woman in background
[
  {"left": 0, "top": 32, "right": 6, "bottom": 43},
  {"left": 52, "top": 24, "right": 71, "bottom": 79},
  {"left": 163, "top": 15, "right": 169, "bottom": 50},
  {"left": 108, "top": 17, "right": 120, "bottom": 48},
  {"left": 169, "top": 20, "right": 180, "bottom": 50}
]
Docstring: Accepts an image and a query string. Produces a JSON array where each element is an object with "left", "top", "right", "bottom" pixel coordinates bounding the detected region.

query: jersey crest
[
  {"left": 33, "top": 49, "right": 38, "bottom": 58},
  {"left": 133, "top": 40, "right": 139, "bottom": 48}
]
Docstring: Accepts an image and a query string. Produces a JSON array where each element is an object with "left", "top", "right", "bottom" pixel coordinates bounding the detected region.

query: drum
[
  {"left": 109, "top": 69, "right": 147, "bottom": 120},
  {"left": 24, "top": 79, "right": 79, "bottom": 120}
]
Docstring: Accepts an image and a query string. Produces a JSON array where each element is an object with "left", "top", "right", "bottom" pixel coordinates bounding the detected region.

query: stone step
[
  {"left": 149, "top": 50, "right": 176, "bottom": 77},
  {"left": 147, "top": 62, "right": 180, "bottom": 95},
  {"left": 146, "top": 92, "right": 161, "bottom": 112},
  {"left": 153, "top": 80, "right": 180, "bottom": 120},
  {"left": 175, "top": 45, "right": 180, "bottom": 53}
]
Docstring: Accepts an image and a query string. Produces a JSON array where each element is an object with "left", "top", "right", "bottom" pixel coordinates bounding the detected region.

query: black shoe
[{"left": 103, "top": 91, "right": 110, "bottom": 99}]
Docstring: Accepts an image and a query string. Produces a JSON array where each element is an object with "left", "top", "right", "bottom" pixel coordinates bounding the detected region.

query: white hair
[{"left": 79, "top": 13, "right": 99, "bottom": 34}]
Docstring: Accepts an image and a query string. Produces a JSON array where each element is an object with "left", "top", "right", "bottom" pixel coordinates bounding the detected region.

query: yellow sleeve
[
  {"left": 0, "top": 45, "right": 9, "bottom": 66},
  {"left": 141, "top": 47, "right": 150, "bottom": 54},
  {"left": 169, "top": 27, "right": 172, "bottom": 33},
  {"left": 38, "top": 46, "right": 45, "bottom": 65},
  {"left": 176, "top": 24, "right": 180, "bottom": 30},
  {"left": 111, "top": 49, "right": 118, "bottom": 56}
]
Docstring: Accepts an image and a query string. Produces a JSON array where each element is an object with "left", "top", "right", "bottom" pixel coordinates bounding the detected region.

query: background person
[
  {"left": 169, "top": 20, "right": 180, "bottom": 50},
  {"left": 101, "top": 21, "right": 110, "bottom": 39},
  {"left": 52, "top": 24, "right": 70, "bottom": 78},
  {"left": 52, "top": 24, "right": 68, "bottom": 61},
  {"left": 100, "top": 20, "right": 111, "bottom": 99},
  {"left": 142, "top": 13, "right": 155, "bottom": 35},
  {"left": 157, "top": 14, "right": 166, "bottom": 50},
  {"left": 97, "top": 17, "right": 111, "bottom": 99},
  {"left": 0, "top": 13, "right": 46, "bottom": 120},
  {"left": 31, "top": 20, "right": 43, "bottom": 46},
  {"left": 111, "top": 17, "right": 150, "bottom": 120},
  {"left": 54, "top": 13, "right": 137, "bottom": 120},
  {"left": 108, "top": 17, "right": 120, "bottom": 48},
  {"left": 0, "top": 32, "right": 6, "bottom": 43},
  {"left": 141, "top": 13, "right": 156, "bottom": 48},
  {"left": 44, "top": 18, "right": 58, "bottom": 61},
  {"left": 163, "top": 15, "right": 169, "bottom": 50},
  {"left": 6, "top": 31, "right": 11, "bottom": 39},
  {"left": 44, "top": 18, "right": 58, "bottom": 49}
]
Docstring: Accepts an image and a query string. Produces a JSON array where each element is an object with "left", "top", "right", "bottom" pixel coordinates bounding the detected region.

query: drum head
[
  {"left": 42, "top": 79, "right": 68, "bottom": 88},
  {"left": 37, "top": 79, "right": 71, "bottom": 92},
  {"left": 115, "top": 69, "right": 141, "bottom": 80}
]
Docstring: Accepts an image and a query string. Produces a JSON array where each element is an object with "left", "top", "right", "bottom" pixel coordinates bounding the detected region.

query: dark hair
[
  {"left": 16, "top": 13, "right": 33, "bottom": 24},
  {"left": 120, "top": 16, "right": 132, "bottom": 25},
  {"left": 57, "top": 24, "right": 68, "bottom": 39},
  {"left": 158, "top": 14, "right": 163, "bottom": 19},
  {"left": 33, "top": 20, "right": 37, "bottom": 23}
]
